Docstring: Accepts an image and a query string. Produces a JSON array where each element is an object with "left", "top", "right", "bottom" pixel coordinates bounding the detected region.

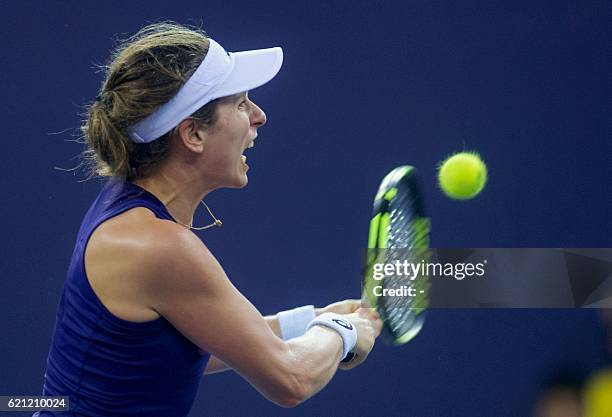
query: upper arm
[{"left": 142, "top": 226, "right": 302, "bottom": 404}]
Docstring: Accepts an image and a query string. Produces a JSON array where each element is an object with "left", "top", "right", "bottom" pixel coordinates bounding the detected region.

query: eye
[{"left": 238, "top": 100, "right": 248, "bottom": 108}]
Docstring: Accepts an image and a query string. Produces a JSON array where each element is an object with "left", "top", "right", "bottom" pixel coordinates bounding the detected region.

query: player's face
[{"left": 198, "top": 92, "right": 266, "bottom": 189}]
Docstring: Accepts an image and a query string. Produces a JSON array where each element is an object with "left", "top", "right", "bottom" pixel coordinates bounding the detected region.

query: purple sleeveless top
[{"left": 38, "top": 180, "right": 210, "bottom": 417}]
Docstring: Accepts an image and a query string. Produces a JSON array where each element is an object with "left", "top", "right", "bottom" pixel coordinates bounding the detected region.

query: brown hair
[{"left": 80, "top": 22, "right": 218, "bottom": 181}]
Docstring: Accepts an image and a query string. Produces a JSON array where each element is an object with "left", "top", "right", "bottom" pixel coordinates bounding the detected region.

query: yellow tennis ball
[
  {"left": 584, "top": 368, "right": 612, "bottom": 417},
  {"left": 437, "top": 151, "right": 487, "bottom": 200}
]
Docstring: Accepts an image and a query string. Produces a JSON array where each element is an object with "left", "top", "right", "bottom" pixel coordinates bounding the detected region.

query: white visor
[{"left": 128, "top": 39, "right": 283, "bottom": 143}]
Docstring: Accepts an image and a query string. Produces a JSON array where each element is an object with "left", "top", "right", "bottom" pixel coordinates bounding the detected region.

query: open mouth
[{"left": 241, "top": 139, "right": 255, "bottom": 167}]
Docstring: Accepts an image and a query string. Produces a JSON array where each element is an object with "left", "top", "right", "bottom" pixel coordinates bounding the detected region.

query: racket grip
[{"left": 341, "top": 352, "right": 356, "bottom": 363}]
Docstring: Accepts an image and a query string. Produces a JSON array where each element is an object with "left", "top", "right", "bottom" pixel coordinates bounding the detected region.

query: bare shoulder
[{"left": 85, "top": 206, "right": 210, "bottom": 322}]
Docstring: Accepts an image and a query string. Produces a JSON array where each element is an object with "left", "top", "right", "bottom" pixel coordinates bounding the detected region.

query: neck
[{"left": 131, "top": 164, "right": 215, "bottom": 228}]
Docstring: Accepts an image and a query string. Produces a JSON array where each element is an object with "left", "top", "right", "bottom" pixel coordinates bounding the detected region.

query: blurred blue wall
[{"left": 1, "top": 1, "right": 610, "bottom": 416}]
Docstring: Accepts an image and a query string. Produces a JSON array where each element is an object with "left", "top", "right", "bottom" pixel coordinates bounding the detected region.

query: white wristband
[
  {"left": 277, "top": 305, "right": 316, "bottom": 340},
  {"left": 306, "top": 313, "right": 357, "bottom": 361}
]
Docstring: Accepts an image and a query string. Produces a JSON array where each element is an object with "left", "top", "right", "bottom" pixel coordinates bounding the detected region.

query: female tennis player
[{"left": 37, "top": 22, "right": 382, "bottom": 417}]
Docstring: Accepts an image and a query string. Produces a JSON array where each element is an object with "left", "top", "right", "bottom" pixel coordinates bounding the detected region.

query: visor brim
[{"left": 212, "top": 47, "right": 283, "bottom": 99}]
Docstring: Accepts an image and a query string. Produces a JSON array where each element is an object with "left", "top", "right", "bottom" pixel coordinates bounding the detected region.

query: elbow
[
  {"left": 274, "top": 396, "right": 302, "bottom": 409},
  {"left": 272, "top": 388, "right": 307, "bottom": 408},
  {"left": 260, "top": 341, "right": 322, "bottom": 408},
  {"left": 269, "top": 372, "right": 311, "bottom": 408}
]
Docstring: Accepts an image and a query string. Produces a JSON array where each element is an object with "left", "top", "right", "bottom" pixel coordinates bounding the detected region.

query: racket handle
[{"left": 341, "top": 352, "right": 356, "bottom": 363}]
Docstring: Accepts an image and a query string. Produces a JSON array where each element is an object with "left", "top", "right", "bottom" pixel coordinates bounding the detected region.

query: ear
[{"left": 175, "top": 118, "right": 206, "bottom": 153}]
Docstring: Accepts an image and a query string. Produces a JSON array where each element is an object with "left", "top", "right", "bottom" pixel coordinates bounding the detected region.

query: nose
[{"left": 250, "top": 101, "right": 267, "bottom": 128}]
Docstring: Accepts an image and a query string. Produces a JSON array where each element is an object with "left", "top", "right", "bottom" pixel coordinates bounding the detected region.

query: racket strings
[{"left": 380, "top": 184, "right": 430, "bottom": 337}]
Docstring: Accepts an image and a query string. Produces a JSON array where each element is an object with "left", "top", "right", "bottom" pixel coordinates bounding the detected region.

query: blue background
[{"left": 1, "top": 0, "right": 610, "bottom": 416}]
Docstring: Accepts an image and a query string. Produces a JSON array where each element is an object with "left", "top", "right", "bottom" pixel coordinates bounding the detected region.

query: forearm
[
  {"left": 203, "top": 309, "right": 351, "bottom": 407},
  {"left": 238, "top": 324, "right": 344, "bottom": 407},
  {"left": 264, "top": 313, "right": 282, "bottom": 338},
  {"left": 205, "top": 312, "right": 321, "bottom": 375}
]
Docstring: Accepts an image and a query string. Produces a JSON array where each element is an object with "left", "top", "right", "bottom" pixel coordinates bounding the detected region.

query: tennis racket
[{"left": 362, "top": 165, "right": 431, "bottom": 345}]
